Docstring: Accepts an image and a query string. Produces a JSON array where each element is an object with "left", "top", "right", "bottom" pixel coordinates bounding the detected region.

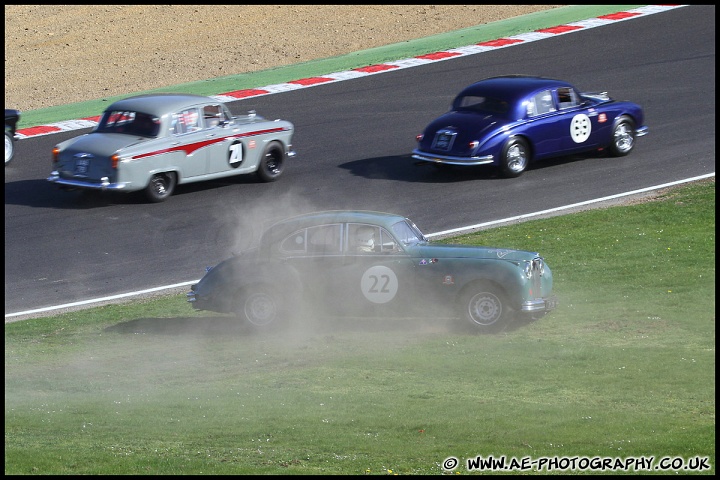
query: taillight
[
  {"left": 416, "top": 134, "right": 424, "bottom": 142},
  {"left": 111, "top": 154, "right": 120, "bottom": 169},
  {"left": 52, "top": 146, "right": 60, "bottom": 164}
]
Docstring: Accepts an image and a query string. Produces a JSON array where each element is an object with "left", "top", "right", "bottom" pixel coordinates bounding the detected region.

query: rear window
[
  {"left": 96, "top": 110, "right": 160, "bottom": 137},
  {"left": 453, "top": 95, "right": 510, "bottom": 115}
]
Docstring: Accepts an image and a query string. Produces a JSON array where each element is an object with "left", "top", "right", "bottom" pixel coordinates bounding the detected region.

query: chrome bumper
[
  {"left": 636, "top": 126, "right": 649, "bottom": 137},
  {"left": 47, "top": 172, "right": 129, "bottom": 191},
  {"left": 412, "top": 149, "right": 494, "bottom": 166},
  {"left": 521, "top": 295, "right": 558, "bottom": 313}
]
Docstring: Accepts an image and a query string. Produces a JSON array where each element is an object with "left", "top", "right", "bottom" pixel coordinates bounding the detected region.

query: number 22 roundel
[
  {"left": 228, "top": 140, "right": 243, "bottom": 168},
  {"left": 360, "top": 265, "right": 398, "bottom": 304}
]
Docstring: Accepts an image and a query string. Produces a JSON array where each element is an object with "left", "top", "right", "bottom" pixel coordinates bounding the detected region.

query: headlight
[
  {"left": 532, "top": 257, "right": 545, "bottom": 276},
  {"left": 524, "top": 257, "right": 545, "bottom": 278}
]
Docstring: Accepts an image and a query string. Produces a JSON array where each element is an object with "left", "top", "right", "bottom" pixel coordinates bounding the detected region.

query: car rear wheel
[
  {"left": 458, "top": 283, "right": 513, "bottom": 333},
  {"left": 5, "top": 132, "right": 14, "bottom": 165},
  {"left": 145, "top": 172, "right": 176, "bottom": 202},
  {"left": 500, "top": 137, "right": 529, "bottom": 177},
  {"left": 234, "top": 285, "right": 285, "bottom": 329},
  {"left": 609, "top": 115, "right": 636, "bottom": 157},
  {"left": 256, "top": 141, "right": 285, "bottom": 182}
]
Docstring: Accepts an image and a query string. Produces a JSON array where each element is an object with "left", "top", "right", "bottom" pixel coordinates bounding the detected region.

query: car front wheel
[
  {"left": 609, "top": 115, "right": 636, "bottom": 157},
  {"left": 256, "top": 141, "right": 285, "bottom": 182},
  {"left": 5, "top": 132, "right": 14, "bottom": 165},
  {"left": 144, "top": 172, "right": 176, "bottom": 202},
  {"left": 458, "top": 283, "right": 513, "bottom": 333},
  {"left": 500, "top": 137, "right": 529, "bottom": 177}
]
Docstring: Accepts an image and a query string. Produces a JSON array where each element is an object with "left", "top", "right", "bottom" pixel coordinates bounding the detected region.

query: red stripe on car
[{"left": 131, "top": 127, "right": 286, "bottom": 160}]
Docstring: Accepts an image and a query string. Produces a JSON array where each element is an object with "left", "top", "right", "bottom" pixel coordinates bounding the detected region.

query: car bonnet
[{"left": 412, "top": 243, "right": 540, "bottom": 262}]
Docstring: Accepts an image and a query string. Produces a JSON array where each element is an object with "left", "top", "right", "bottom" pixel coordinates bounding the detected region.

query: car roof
[
  {"left": 262, "top": 210, "right": 410, "bottom": 241},
  {"left": 104, "top": 93, "right": 217, "bottom": 117},
  {"left": 459, "top": 75, "right": 574, "bottom": 102}
]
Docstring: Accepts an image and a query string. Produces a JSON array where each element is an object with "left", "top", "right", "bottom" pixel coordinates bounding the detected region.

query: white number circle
[
  {"left": 360, "top": 265, "right": 398, "bottom": 304},
  {"left": 228, "top": 140, "right": 243, "bottom": 167},
  {"left": 570, "top": 114, "right": 591, "bottom": 143}
]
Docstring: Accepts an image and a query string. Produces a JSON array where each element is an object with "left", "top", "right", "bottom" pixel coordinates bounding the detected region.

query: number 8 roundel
[
  {"left": 361, "top": 265, "right": 398, "bottom": 304},
  {"left": 570, "top": 114, "right": 591, "bottom": 143}
]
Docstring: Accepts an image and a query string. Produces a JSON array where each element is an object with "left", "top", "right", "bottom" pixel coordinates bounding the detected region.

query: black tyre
[
  {"left": 609, "top": 115, "right": 636, "bottom": 157},
  {"left": 256, "top": 141, "right": 285, "bottom": 182},
  {"left": 499, "top": 137, "right": 529, "bottom": 177},
  {"left": 144, "top": 172, "right": 176, "bottom": 202},
  {"left": 458, "top": 283, "right": 513, "bottom": 333},
  {"left": 5, "top": 132, "right": 14, "bottom": 165},
  {"left": 234, "top": 285, "right": 285, "bottom": 329}
]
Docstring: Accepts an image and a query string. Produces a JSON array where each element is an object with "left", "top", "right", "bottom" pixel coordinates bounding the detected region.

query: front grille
[{"left": 531, "top": 257, "right": 544, "bottom": 297}]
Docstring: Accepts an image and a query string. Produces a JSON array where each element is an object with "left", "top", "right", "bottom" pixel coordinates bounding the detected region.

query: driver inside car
[{"left": 354, "top": 226, "right": 377, "bottom": 253}]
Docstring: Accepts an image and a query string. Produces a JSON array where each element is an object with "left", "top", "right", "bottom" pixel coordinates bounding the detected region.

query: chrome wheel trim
[
  {"left": 5, "top": 134, "right": 13, "bottom": 164},
  {"left": 152, "top": 175, "right": 168, "bottom": 196},
  {"left": 264, "top": 152, "right": 282, "bottom": 176},
  {"left": 613, "top": 122, "right": 634, "bottom": 154},
  {"left": 506, "top": 143, "right": 528, "bottom": 173},
  {"left": 467, "top": 291, "right": 503, "bottom": 326}
]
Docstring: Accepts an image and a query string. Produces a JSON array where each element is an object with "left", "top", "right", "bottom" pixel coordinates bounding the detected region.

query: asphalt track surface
[{"left": 4, "top": 5, "right": 715, "bottom": 318}]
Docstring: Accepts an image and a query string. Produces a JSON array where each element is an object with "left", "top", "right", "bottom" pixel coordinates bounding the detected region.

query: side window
[
  {"left": 529, "top": 90, "right": 555, "bottom": 116},
  {"left": 391, "top": 221, "right": 420, "bottom": 245},
  {"left": 280, "top": 229, "right": 307, "bottom": 253},
  {"left": 203, "top": 104, "right": 224, "bottom": 128},
  {"left": 172, "top": 108, "right": 200, "bottom": 135},
  {"left": 306, "top": 224, "right": 342, "bottom": 254},
  {"left": 347, "top": 224, "right": 378, "bottom": 254},
  {"left": 378, "top": 228, "right": 400, "bottom": 253},
  {"left": 557, "top": 87, "right": 579, "bottom": 109}
]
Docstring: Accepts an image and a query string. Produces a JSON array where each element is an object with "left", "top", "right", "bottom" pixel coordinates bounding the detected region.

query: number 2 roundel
[
  {"left": 228, "top": 140, "right": 243, "bottom": 168},
  {"left": 360, "top": 265, "right": 398, "bottom": 304},
  {"left": 570, "top": 114, "right": 591, "bottom": 143}
]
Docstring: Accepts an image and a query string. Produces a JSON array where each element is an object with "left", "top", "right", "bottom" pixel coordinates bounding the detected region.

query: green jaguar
[{"left": 188, "top": 210, "right": 557, "bottom": 333}]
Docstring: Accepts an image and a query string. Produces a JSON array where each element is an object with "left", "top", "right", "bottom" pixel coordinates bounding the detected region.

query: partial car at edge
[
  {"left": 5, "top": 108, "right": 21, "bottom": 166},
  {"left": 188, "top": 210, "right": 557, "bottom": 333},
  {"left": 412, "top": 75, "right": 648, "bottom": 177},
  {"left": 47, "top": 93, "right": 295, "bottom": 202}
]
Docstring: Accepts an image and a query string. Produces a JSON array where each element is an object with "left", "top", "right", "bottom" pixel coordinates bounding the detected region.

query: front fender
[{"left": 446, "top": 259, "right": 529, "bottom": 309}]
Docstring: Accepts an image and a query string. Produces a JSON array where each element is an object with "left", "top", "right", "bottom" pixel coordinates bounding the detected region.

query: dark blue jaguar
[{"left": 412, "top": 75, "right": 648, "bottom": 177}]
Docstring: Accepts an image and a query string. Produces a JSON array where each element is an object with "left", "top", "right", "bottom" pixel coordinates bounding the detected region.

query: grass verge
[{"left": 5, "top": 180, "right": 715, "bottom": 475}]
